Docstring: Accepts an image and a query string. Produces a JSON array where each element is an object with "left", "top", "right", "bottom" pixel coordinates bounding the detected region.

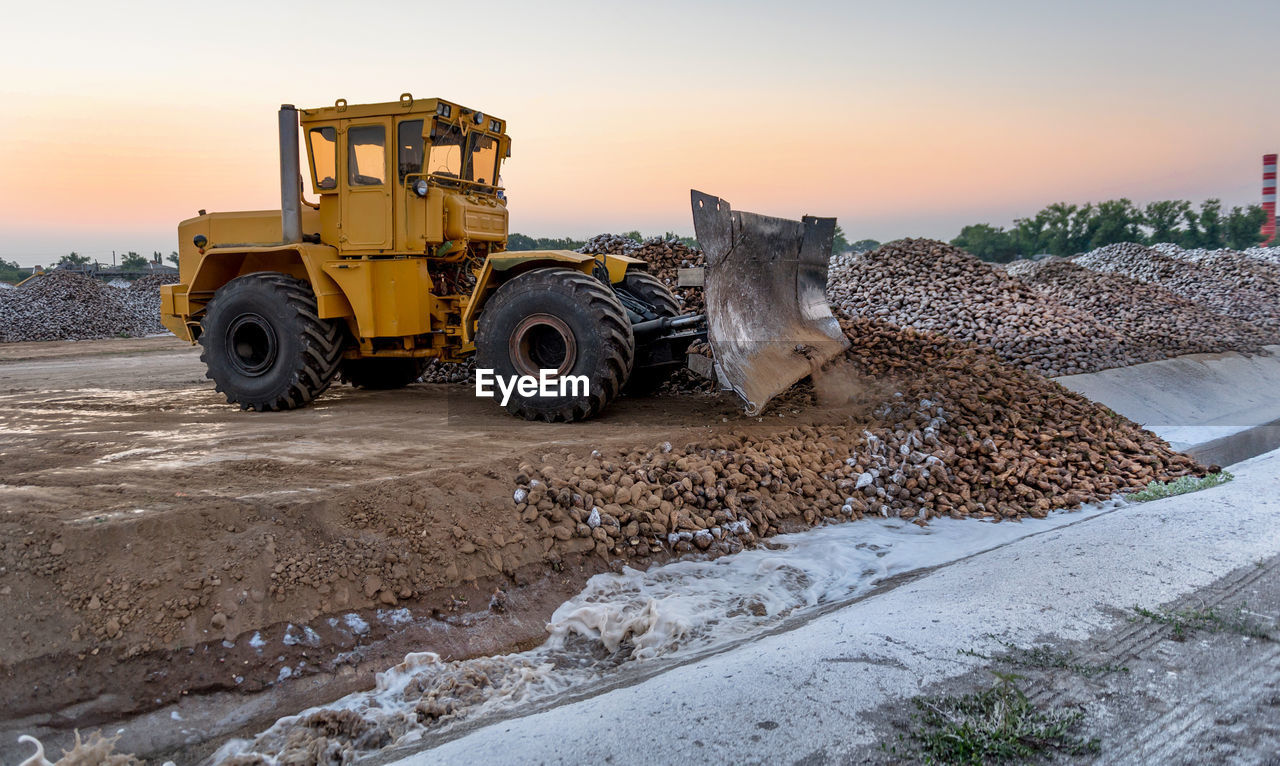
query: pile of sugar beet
[
  {"left": 830, "top": 240, "right": 1280, "bottom": 378},
  {"left": 510, "top": 316, "right": 1207, "bottom": 562}
]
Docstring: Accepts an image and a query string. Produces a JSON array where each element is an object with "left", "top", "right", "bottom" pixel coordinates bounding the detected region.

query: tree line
[{"left": 951, "top": 199, "right": 1270, "bottom": 263}]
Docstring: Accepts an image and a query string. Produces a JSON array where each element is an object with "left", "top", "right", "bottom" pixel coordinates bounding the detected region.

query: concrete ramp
[{"left": 1054, "top": 345, "right": 1280, "bottom": 466}]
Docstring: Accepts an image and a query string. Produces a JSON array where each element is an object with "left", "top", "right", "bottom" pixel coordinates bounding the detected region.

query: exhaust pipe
[{"left": 278, "top": 104, "right": 302, "bottom": 244}]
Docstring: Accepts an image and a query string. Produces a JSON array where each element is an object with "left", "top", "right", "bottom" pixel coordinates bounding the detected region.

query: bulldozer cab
[{"left": 298, "top": 95, "right": 511, "bottom": 256}]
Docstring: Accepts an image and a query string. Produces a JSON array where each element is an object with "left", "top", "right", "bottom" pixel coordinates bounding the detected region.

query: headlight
[
  {"left": 473, "top": 111, "right": 484, "bottom": 124},
  {"left": 414, "top": 179, "right": 429, "bottom": 197}
]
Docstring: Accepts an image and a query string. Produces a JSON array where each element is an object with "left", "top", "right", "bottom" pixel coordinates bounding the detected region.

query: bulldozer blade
[{"left": 691, "top": 190, "right": 850, "bottom": 416}]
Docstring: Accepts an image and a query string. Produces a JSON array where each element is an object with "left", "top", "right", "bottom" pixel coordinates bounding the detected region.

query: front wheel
[
  {"left": 475, "top": 267, "right": 635, "bottom": 421},
  {"left": 199, "top": 273, "right": 344, "bottom": 411}
]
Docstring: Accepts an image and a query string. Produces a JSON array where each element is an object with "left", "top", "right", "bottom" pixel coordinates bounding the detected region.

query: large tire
[
  {"left": 618, "top": 270, "right": 681, "bottom": 396},
  {"left": 475, "top": 267, "right": 634, "bottom": 422},
  {"left": 340, "top": 358, "right": 427, "bottom": 389},
  {"left": 199, "top": 273, "right": 344, "bottom": 411}
]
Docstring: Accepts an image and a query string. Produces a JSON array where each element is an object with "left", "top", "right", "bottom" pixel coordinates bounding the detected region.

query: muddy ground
[{"left": 0, "top": 336, "right": 768, "bottom": 762}]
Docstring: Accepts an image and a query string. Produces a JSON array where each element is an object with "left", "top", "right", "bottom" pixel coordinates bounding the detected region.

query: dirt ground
[
  {"left": 0, "top": 336, "right": 756, "bottom": 760},
  {"left": 0, "top": 330, "right": 1209, "bottom": 764}
]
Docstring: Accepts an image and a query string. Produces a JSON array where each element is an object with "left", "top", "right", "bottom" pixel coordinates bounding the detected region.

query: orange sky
[{"left": 2, "top": 0, "right": 1277, "bottom": 266}]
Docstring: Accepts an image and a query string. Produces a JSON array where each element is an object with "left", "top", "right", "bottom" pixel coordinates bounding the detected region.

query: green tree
[
  {"left": 1088, "top": 199, "right": 1144, "bottom": 249},
  {"left": 1041, "top": 202, "right": 1079, "bottom": 255},
  {"left": 506, "top": 233, "right": 536, "bottom": 250},
  {"left": 59, "top": 252, "right": 90, "bottom": 267},
  {"left": 1224, "top": 205, "right": 1268, "bottom": 249},
  {"left": 504, "top": 234, "right": 587, "bottom": 252},
  {"left": 1011, "top": 212, "right": 1049, "bottom": 255},
  {"left": 831, "top": 225, "right": 851, "bottom": 254},
  {"left": 621, "top": 230, "right": 642, "bottom": 243},
  {"left": 951, "top": 223, "right": 1017, "bottom": 262},
  {"left": 1196, "top": 199, "right": 1225, "bottom": 249},
  {"left": 1069, "top": 203, "right": 1096, "bottom": 253},
  {"left": 120, "top": 251, "right": 148, "bottom": 270},
  {"left": 1179, "top": 205, "right": 1204, "bottom": 248},
  {"left": 849, "top": 239, "right": 881, "bottom": 253},
  {"left": 166, "top": 251, "right": 180, "bottom": 266},
  {"left": 1143, "top": 200, "right": 1189, "bottom": 244},
  {"left": 0, "top": 258, "right": 27, "bottom": 283}
]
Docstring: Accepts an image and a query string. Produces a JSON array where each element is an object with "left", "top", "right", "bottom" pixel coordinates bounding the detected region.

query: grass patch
[
  {"left": 886, "top": 673, "right": 1098, "bottom": 764},
  {"left": 1126, "top": 471, "right": 1233, "bottom": 502},
  {"left": 960, "top": 640, "right": 1127, "bottom": 677},
  {"left": 1130, "top": 603, "right": 1273, "bottom": 641}
]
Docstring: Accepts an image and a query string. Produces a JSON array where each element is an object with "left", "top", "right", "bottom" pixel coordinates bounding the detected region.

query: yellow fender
[
  {"left": 161, "top": 243, "right": 353, "bottom": 341},
  {"left": 460, "top": 249, "right": 645, "bottom": 345}
]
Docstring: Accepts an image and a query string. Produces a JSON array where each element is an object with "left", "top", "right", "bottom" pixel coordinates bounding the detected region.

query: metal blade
[{"left": 691, "top": 190, "right": 850, "bottom": 416}]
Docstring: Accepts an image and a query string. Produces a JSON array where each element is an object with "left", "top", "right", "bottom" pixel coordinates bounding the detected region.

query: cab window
[
  {"left": 398, "top": 120, "right": 424, "bottom": 182},
  {"left": 466, "top": 133, "right": 499, "bottom": 185},
  {"left": 308, "top": 127, "right": 337, "bottom": 190},
  {"left": 428, "top": 121, "right": 463, "bottom": 178},
  {"left": 348, "top": 125, "right": 386, "bottom": 186}
]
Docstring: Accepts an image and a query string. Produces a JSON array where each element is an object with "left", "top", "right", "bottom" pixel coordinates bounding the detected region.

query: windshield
[
  {"left": 466, "top": 132, "right": 500, "bottom": 186},
  {"left": 427, "top": 121, "right": 463, "bottom": 178}
]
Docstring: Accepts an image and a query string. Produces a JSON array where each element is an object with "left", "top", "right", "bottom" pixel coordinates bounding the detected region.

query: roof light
[
  {"left": 436, "top": 103, "right": 452, "bottom": 118},
  {"left": 490, "top": 119, "right": 501, "bottom": 131},
  {"left": 473, "top": 111, "right": 484, "bottom": 124}
]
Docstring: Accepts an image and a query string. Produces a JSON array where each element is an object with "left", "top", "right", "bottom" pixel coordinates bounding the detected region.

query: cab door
[{"left": 339, "top": 118, "right": 394, "bottom": 252}]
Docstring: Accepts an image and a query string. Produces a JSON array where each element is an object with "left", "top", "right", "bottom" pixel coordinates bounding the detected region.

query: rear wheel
[
  {"left": 340, "top": 358, "right": 428, "bottom": 389},
  {"left": 199, "top": 273, "right": 343, "bottom": 411},
  {"left": 618, "top": 270, "right": 682, "bottom": 396},
  {"left": 476, "top": 267, "right": 634, "bottom": 421}
]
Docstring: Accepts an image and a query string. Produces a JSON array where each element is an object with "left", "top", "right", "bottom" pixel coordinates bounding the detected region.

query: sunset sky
[{"left": 2, "top": 0, "right": 1277, "bottom": 266}]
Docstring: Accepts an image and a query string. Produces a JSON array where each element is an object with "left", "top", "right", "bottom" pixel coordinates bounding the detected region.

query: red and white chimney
[{"left": 1264, "top": 153, "right": 1277, "bottom": 246}]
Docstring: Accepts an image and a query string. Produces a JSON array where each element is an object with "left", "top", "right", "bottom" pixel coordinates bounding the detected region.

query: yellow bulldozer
[{"left": 162, "top": 94, "right": 848, "bottom": 421}]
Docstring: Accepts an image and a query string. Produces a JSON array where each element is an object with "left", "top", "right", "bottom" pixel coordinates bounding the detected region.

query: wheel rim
[
  {"left": 510, "top": 314, "right": 576, "bottom": 377},
  {"left": 226, "top": 313, "right": 278, "bottom": 377}
]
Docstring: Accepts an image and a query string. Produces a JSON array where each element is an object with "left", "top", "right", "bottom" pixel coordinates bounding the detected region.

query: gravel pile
[
  {"left": 510, "top": 317, "right": 1205, "bottom": 562},
  {"left": 827, "top": 239, "right": 1138, "bottom": 376},
  {"left": 1009, "top": 258, "right": 1278, "bottom": 358},
  {"left": 579, "top": 234, "right": 706, "bottom": 313},
  {"left": 0, "top": 271, "right": 172, "bottom": 343},
  {"left": 1075, "top": 243, "right": 1280, "bottom": 333}
]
